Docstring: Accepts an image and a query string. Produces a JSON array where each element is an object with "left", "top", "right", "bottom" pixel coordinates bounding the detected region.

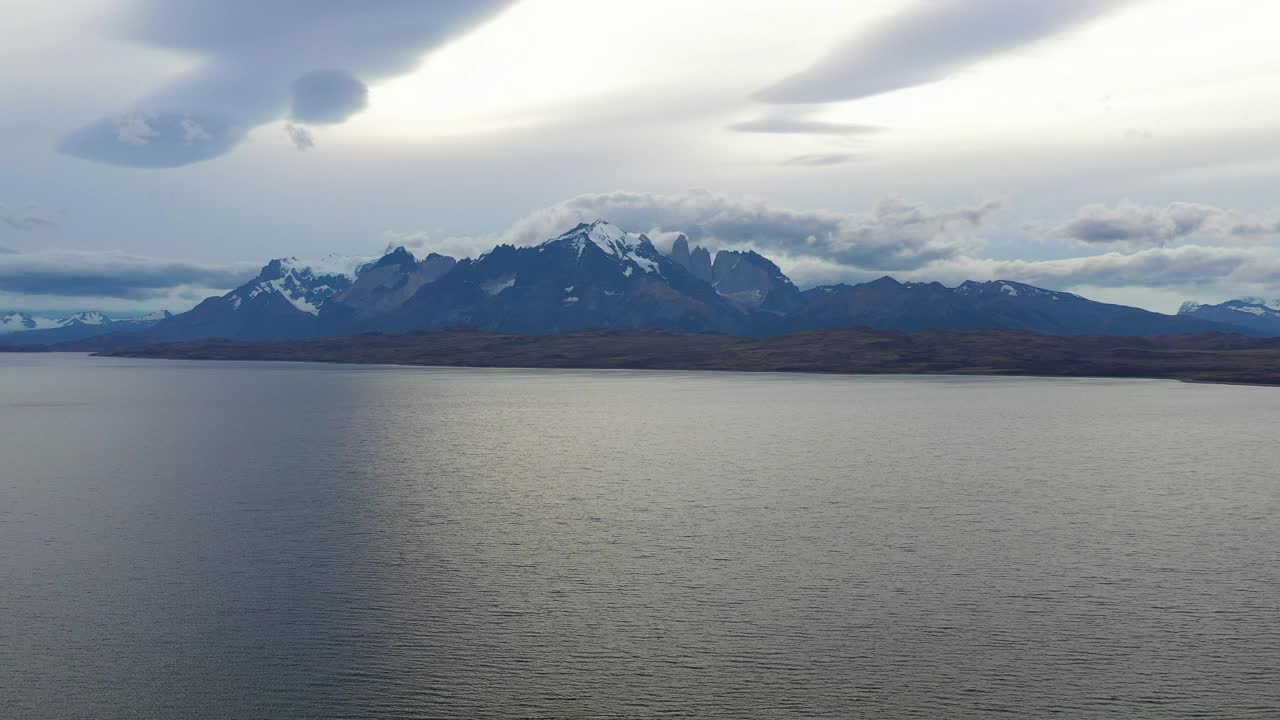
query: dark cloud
[
  {"left": 1053, "top": 201, "right": 1220, "bottom": 245},
  {"left": 756, "top": 0, "right": 1128, "bottom": 103},
  {"left": 499, "top": 190, "right": 1001, "bottom": 272},
  {"left": 0, "top": 204, "right": 57, "bottom": 231},
  {"left": 730, "top": 115, "right": 883, "bottom": 135},
  {"left": 782, "top": 153, "right": 864, "bottom": 167},
  {"left": 1052, "top": 201, "right": 1280, "bottom": 247},
  {"left": 59, "top": 111, "right": 241, "bottom": 168},
  {"left": 291, "top": 69, "right": 368, "bottom": 123},
  {"left": 0, "top": 250, "right": 256, "bottom": 299},
  {"left": 284, "top": 123, "right": 316, "bottom": 151},
  {"left": 60, "top": 0, "right": 513, "bottom": 167}
]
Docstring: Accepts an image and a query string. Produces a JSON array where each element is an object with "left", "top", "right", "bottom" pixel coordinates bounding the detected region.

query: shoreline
[{"left": 88, "top": 327, "right": 1280, "bottom": 387}]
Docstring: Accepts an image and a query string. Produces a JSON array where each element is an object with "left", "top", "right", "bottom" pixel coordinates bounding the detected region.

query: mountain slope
[
  {"left": 145, "top": 258, "right": 353, "bottom": 341},
  {"left": 950, "top": 280, "right": 1239, "bottom": 336},
  {"left": 373, "top": 220, "right": 747, "bottom": 335},
  {"left": 319, "top": 247, "right": 456, "bottom": 332},
  {"left": 378, "top": 220, "right": 744, "bottom": 334},
  {"left": 712, "top": 250, "right": 800, "bottom": 313},
  {"left": 1178, "top": 299, "right": 1280, "bottom": 335},
  {"left": 784, "top": 277, "right": 1249, "bottom": 336}
]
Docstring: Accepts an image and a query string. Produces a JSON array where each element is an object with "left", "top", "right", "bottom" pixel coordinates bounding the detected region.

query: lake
[{"left": 2, "top": 353, "right": 1278, "bottom": 719}]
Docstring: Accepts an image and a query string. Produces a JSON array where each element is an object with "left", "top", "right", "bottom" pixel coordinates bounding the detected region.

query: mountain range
[
  {"left": 1178, "top": 298, "right": 1280, "bottom": 336},
  {"left": 0, "top": 310, "right": 171, "bottom": 346},
  {"left": 4, "top": 219, "right": 1277, "bottom": 350}
]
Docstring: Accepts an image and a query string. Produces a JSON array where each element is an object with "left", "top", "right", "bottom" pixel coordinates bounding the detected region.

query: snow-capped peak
[
  {"left": 226, "top": 257, "right": 355, "bottom": 315},
  {"left": 952, "top": 280, "right": 1079, "bottom": 302},
  {"left": 1, "top": 309, "right": 141, "bottom": 333},
  {"left": 1238, "top": 297, "right": 1280, "bottom": 312},
  {"left": 59, "top": 311, "right": 109, "bottom": 326},
  {"left": 272, "top": 254, "right": 366, "bottom": 282},
  {"left": 546, "top": 220, "right": 662, "bottom": 274},
  {"left": 0, "top": 311, "right": 58, "bottom": 333},
  {"left": 1181, "top": 298, "right": 1280, "bottom": 318}
]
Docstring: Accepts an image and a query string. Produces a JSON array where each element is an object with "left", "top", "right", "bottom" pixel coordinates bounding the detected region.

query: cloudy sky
[{"left": 3, "top": 0, "right": 1280, "bottom": 315}]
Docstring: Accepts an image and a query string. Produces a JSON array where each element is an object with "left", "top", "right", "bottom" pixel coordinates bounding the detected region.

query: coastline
[{"left": 92, "top": 327, "right": 1280, "bottom": 387}]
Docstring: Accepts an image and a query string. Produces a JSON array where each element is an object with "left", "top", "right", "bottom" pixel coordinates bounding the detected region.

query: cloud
[
  {"left": 476, "top": 191, "right": 1278, "bottom": 298},
  {"left": 974, "top": 245, "right": 1267, "bottom": 288},
  {"left": 494, "top": 189, "right": 1001, "bottom": 271},
  {"left": 756, "top": 0, "right": 1127, "bottom": 103},
  {"left": 1231, "top": 219, "right": 1280, "bottom": 237},
  {"left": 730, "top": 115, "right": 883, "bottom": 135},
  {"left": 0, "top": 249, "right": 257, "bottom": 299},
  {"left": 1052, "top": 201, "right": 1280, "bottom": 247},
  {"left": 0, "top": 205, "right": 57, "bottom": 231},
  {"left": 782, "top": 152, "right": 864, "bottom": 167},
  {"left": 60, "top": 110, "right": 243, "bottom": 168},
  {"left": 284, "top": 123, "right": 316, "bottom": 151},
  {"left": 381, "top": 230, "right": 493, "bottom": 264},
  {"left": 1053, "top": 201, "right": 1221, "bottom": 245},
  {"left": 59, "top": 1, "right": 513, "bottom": 167},
  {"left": 291, "top": 69, "right": 368, "bottom": 123}
]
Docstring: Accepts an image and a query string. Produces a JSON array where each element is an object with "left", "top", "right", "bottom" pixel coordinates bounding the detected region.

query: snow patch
[
  {"left": 546, "top": 220, "right": 662, "bottom": 276},
  {"left": 1230, "top": 305, "right": 1268, "bottom": 316},
  {"left": 482, "top": 276, "right": 516, "bottom": 295},
  {"left": 0, "top": 312, "right": 60, "bottom": 333},
  {"left": 279, "top": 254, "right": 365, "bottom": 280}
]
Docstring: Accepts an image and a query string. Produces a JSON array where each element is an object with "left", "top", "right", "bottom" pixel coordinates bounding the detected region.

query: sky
[{"left": 3, "top": 0, "right": 1280, "bottom": 315}]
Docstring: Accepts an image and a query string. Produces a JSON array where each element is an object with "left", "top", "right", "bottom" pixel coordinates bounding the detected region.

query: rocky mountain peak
[
  {"left": 670, "top": 234, "right": 691, "bottom": 267},
  {"left": 372, "top": 246, "right": 418, "bottom": 271}
]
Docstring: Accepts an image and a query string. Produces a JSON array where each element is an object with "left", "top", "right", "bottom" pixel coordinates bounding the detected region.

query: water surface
[{"left": 2, "top": 353, "right": 1278, "bottom": 718}]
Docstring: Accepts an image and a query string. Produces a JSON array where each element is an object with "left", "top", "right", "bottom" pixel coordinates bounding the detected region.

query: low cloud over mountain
[
  {"left": 494, "top": 190, "right": 1001, "bottom": 273},
  {"left": 9, "top": 191, "right": 1280, "bottom": 314},
  {"left": 0, "top": 249, "right": 256, "bottom": 299}
]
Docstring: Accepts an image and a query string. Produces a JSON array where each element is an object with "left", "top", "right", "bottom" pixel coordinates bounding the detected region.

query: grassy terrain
[{"left": 97, "top": 327, "right": 1280, "bottom": 386}]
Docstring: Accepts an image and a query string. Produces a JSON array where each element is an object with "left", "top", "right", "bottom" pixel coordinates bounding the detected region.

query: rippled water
[{"left": 1, "top": 353, "right": 1278, "bottom": 719}]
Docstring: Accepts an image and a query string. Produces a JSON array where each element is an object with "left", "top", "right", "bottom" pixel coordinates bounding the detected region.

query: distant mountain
[
  {"left": 319, "top": 247, "right": 456, "bottom": 333},
  {"left": 787, "top": 277, "right": 1238, "bottom": 336},
  {"left": 372, "top": 220, "right": 743, "bottom": 334},
  {"left": 711, "top": 250, "right": 800, "bottom": 313},
  {"left": 0, "top": 309, "right": 172, "bottom": 346},
  {"left": 949, "top": 280, "right": 1235, "bottom": 336},
  {"left": 16, "top": 218, "right": 1266, "bottom": 351},
  {"left": 2, "top": 312, "right": 62, "bottom": 333},
  {"left": 668, "top": 234, "right": 713, "bottom": 283},
  {"left": 1, "top": 310, "right": 109, "bottom": 334},
  {"left": 1178, "top": 299, "right": 1280, "bottom": 335},
  {"left": 145, "top": 257, "right": 353, "bottom": 342}
]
